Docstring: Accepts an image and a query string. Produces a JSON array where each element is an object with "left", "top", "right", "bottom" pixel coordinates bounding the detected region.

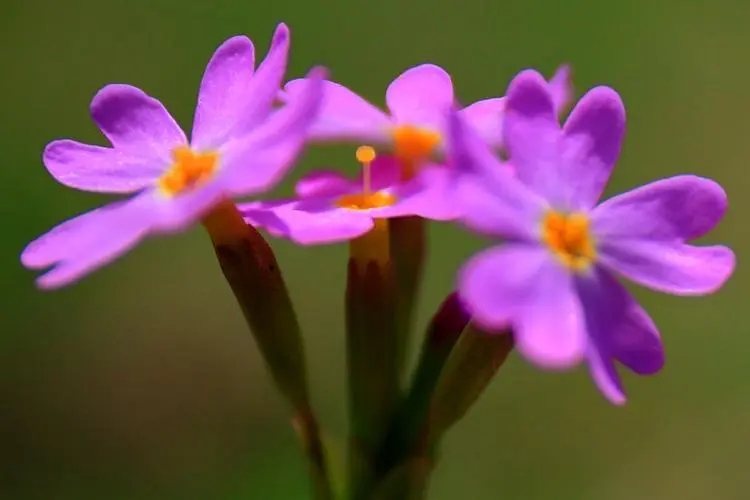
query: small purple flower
[
  {"left": 240, "top": 149, "right": 457, "bottom": 245},
  {"left": 22, "top": 24, "right": 325, "bottom": 289},
  {"left": 449, "top": 70, "right": 735, "bottom": 404},
  {"left": 281, "top": 64, "right": 572, "bottom": 169}
]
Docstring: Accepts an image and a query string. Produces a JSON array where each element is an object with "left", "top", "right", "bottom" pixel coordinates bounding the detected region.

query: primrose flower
[
  {"left": 240, "top": 147, "right": 457, "bottom": 245},
  {"left": 21, "top": 24, "right": 325, "bottom": 289},
  {"left": 282, "top": 64, "right": 572, "bottom": 170},
  {"left": 449, "top": 70, "right": 735, "bottom": 403}
]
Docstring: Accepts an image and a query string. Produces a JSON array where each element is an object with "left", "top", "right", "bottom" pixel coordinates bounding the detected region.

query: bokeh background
[{"left": 1, "top": 0, "right": 748, "bottom": 498}]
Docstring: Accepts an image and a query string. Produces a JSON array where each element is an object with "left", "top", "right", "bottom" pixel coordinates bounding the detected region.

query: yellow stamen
[
  {"left": 541, "top": 211, "right": 596, "bottom": 271},
  {"left": 392, "top": 125, "right": 441, "bottom": 180},
  {"left": 337, "top": 146, "right": 396, "bottom": 267},
  {"left": 336, "top": 146, "right": 396, "bottom": 210},
  {"left": 356, "top": 145, "right": 376, "bottom": 195},
  {"left": 355, "top": 145, "right": 376, "bottom": 164},
  {"left": 158, "top": 146, "right": 219, "bottom": 196}
]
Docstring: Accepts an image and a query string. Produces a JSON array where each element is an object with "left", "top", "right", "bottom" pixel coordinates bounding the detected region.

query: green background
[{"left": 1, "top": 0, "right": 748, "bottom": 498}]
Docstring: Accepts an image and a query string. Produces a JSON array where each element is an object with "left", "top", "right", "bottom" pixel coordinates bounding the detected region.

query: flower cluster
[{"left": 22, "top": 24, "right": 734, "bottom": 407}]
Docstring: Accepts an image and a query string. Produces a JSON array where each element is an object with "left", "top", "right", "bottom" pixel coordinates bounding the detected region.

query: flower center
[
  {"left": 335, "top": 146, "right": 396, "bottom": 210},
  {"left": 541, "top": 211, "right": 596, "bottom": 270},
  {"left": 158, "top": 147, "right": 219, "bottom": 196},
  {"left": 392, "top": 125, "right": 441, "bottom": 179}
]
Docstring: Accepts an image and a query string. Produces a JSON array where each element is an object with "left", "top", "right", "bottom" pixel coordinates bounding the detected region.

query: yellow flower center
[
  {"left": 336, "top": 191, "right": 396, "bottom": 209},
  {"left": 335, "top": 146, "right": 396, "bottom": 209},
  {"left": 158, "top": 146, "right": 219, "bottom": 196},
  {"left": 392, "top": 125, "right": 441, "bottom": 180},
  {"left": 338, "top": 146, "right": 395, "bottom": 266},
  {"left": 541, "top": 211, "right": 596, "bottom": 271}
]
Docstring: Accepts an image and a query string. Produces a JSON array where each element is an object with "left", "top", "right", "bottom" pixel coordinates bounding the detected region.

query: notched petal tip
[
  {"left": 89, "top": 83, "right": 186, "bottom": 155},
  {"left": 705, "top": 245, "right": 736, "bottom": 292},
  {"left": 304, "top": 65, "right": 329, "bottom": 83},
  {"left": 605, "top": 390, "right": 627, "bottom": 406},
  {"left": 506, "top": 69, "right": 556, "bottom": 118},
  {"left": 271, "top": 22, "right": 290, "bottom": 47},
  {"left": 386, "top": 62, "right": 454, "bottom": 124},
  {"left": 565, "top": 86, "right": 626, "bottom": 152},
  {"left": 549, "top": 64, "right": 574, "bottom": 111},
  {"left": 573, "top": 86, "right": 626, "bottom": 125},
  {"left": 90, "top": 83, "right": 151, "bottom": 114},
  {"left": 400, "top": 63, "right": 452, "bottom": 81},
  {"left": 677, "top": 175, "right": 729, "bottom": 238},
  {"left": 553, "top": 64, "right": 572, "bottom": 80},
  {"left": 36, "top": 271, "right": 71, "bottom": 291},
  {"left": 218, "top": 34, "right": 254, "bottom": 51},
  {"left": 588, "top": 351, "right": 628, "bottom": 405},
  {"left": 20, "top": 243, "right": 47, "bottom": 270}
]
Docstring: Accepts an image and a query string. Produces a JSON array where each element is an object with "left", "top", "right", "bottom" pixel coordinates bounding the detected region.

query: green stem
[
  {"left": 370, "top": 322, "right": 513, "bottom": 499},
  {"left": 345, "top": 220, "right": 400, "bottom": 499},
  {"left": 388, "top": 216, "right": 427, "bottom": 381},
  {"left": 204, "top": 201, "right": 333, "bottom": 500},
  {"left": 426, "top": 322, "right": 514, "bottom": 445},
  {"left": 374, "top": 292, "right": 469, "bottom": 481}
]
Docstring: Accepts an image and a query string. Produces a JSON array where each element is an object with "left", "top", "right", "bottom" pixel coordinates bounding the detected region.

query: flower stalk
[
  {"left": 373, "top": 292, "right": 469, "bottom": 482},
  {"left": 204, "top": 200, "right": 332, "bottom": 500},
  {"left": 389, "top": 215, "right": 427, "bottom": 380},
  {"left": 426, "top": 323, "right": 514, "bottom": 445},
  {"left": 22, "top": 25, "right": 737, "bottom": 500},
  {"left": 345, "top": 219, "right": 401, "bottom": 499}
]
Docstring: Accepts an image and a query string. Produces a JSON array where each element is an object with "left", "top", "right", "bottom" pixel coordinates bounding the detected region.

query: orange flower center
[
  {"left": 158, "top": 147, "right": 219, "bottom": 196},
  {"left": 392, "top": 125, "right": 441, "bottom": 179},
  {"left": 335, "top": 146, "right": 396, "bottom": 210},
  {"left": 541, "top": 211, "right": 596, "bottom": 270}
]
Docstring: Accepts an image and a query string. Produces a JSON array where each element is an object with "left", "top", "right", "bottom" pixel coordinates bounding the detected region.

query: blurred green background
[{"left": 1, "top": 0, "right": 748, "bottom": 498}]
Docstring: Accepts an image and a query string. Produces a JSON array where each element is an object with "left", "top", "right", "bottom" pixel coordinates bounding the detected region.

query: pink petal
[
  {"left": 609, "top": 299, "right": 664, "bottom": 376},
  {"left": 574, "top": 267, "right": 662, "bottom": 404},
  {"left": 369, "top": 166, "right": 461, "bottom": 221},
  {"left": 458, "top": 97, "right": 505, "bottom": 147},
  {"left": 191, "top": 35, "right": 256, "bottom": 149},
  {"left": 295, "top": 170, "right": 356, "bottom": 198},
  {"left": 220, "top": 67, "right": 326, "bottom": 196},
  {"left": 43, "top": 140, "right": 162, "bottom": 193},
  {"left": 241, "top": 198, "right": 374, "bottom": 245},
  {"left": 229, "top": 23, "right": 291, "bottom": 136},
  {"left": 446, "top": 110, "right": 547, "bottom": 241},
  {"left": 549, "top": 65, "right": 574, "bottom": 114},
  {"left": 151, "top": 181, "right": 227, "bottom": 233},
  {"left": 593, "top": 175, "right": 728, "bottom": 242},
  {"left": 459, "top": 244, "right": 586, "bottom": 368},
  {"left": 21, "top": 196, "right": 153, "bottom": 289},
  {"left": 599, "top": 240, "right": 735, "bottom": 296},
  {"left": 386, "top": 64, "right": 454, "bottom": 129},
  {"left": 90, "top": 84, "right": 186, "bottom": 162},
  {"left": 587, "top": 344, "right": 627, "bottom": 405},
  {"left": 502, "top": 70, "right": 562, "bottom": 199},
  {"left": 560, "top": 86, "right": 625, "bottom": 209},
  {"left": 284, "top": 79, "right": 391, "bottom": 142}
]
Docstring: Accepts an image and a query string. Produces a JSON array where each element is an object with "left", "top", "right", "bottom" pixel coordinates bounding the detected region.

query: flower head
[
  {"left": 240, "top": 148, "right": 457, "bottom": 246},
  {"left": 449, "top": 70, "right": 735, "bottom": 403},
  {"left": 22, "top": 24, "right": 325, "bottom": 289},
  {"left": 281, "top": 64, "right": 573, "bottom": 170}
]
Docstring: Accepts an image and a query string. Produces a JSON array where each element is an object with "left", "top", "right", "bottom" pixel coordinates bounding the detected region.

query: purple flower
[
  {"left": 240, "top": 148, "right": 456, "bottom": 245},
  {"left": 449, "top": 70, "right": 735, "bottom": 404},
  {"left": 21, "top": 24, "right": 325, "bottom": 289},
  {"left": 281, "top": 64, "right": 572, "bottom": 169}
]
